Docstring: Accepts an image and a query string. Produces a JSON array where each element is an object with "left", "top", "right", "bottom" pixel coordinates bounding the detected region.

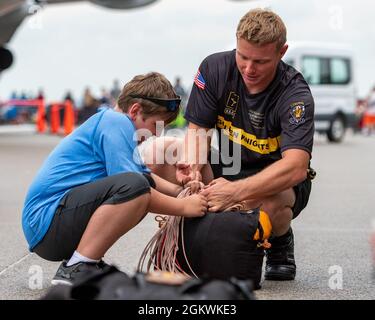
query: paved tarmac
[{"left": 0, "top": 128, "right": 374, "bottom": 300}]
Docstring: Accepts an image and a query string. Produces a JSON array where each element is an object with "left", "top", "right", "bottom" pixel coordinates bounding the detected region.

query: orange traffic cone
[
  {"left": 36, "top": 99, "right": 46, "bottom": 133},
  {"left": 64, "top": 100, "right": 75, "bottom": 135},
  {"left": 50, "top": 104, "right": 61, "bottom": 134}
]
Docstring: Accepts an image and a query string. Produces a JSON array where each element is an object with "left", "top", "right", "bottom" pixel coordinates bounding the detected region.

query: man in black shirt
[{"left": 180, "top": 8, "right": 315, "bottom": 281}]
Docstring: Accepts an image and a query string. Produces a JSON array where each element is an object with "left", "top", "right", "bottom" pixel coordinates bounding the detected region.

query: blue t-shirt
[{"left": 22, "top": 108, "right": 149, "bottom": 250}]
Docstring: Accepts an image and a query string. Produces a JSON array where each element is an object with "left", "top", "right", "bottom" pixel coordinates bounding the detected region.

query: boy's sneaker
[
  {"left": 51, "top": 260, "right": 110, "bottom": 286},
  {"left": 265, "top": 228, "right": 296, "bottom": 281}
]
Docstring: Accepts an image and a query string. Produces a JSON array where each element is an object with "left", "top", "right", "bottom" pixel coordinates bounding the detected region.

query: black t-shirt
[{"left": 185, "top": 50, "right": 314, "bottom": 178}]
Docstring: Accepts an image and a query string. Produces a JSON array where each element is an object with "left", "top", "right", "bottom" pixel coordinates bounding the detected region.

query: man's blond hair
[
  {"left": 117, "top": 72, "right": 179, "bottom": 124},
  {"left": 236, "top": 8, "right": 287, "bottom": 49}
]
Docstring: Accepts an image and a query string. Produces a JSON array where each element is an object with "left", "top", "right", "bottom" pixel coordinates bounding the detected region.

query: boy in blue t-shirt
[{"left": 22, "top": 72, "right": 208, "bottom": 285}]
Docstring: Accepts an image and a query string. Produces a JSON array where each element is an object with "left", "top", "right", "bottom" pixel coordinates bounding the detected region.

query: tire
[
  {"left": 0, "top": 47, "right": 13, "bottom": 71},
  {"left": 327, "top": 115, "right": 346, "bottom": 142}
]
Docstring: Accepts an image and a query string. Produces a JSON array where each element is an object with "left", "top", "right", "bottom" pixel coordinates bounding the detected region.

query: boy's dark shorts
[{"left": 33, "top": 172, "right": 154, "bottom": 261}]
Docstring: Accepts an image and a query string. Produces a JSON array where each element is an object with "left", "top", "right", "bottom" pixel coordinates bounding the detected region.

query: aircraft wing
[
  {"left": 0, "top": 0, "right": 29, "bottom": 45},
  {"left": 0, "top": 0, "right": 158, "bottom": 45},
  {"left": 0, "top": 0, "right": 158, "bottom": 71},
  {"left": 45, "top": 0, "right": 158, "bottom": 10}
]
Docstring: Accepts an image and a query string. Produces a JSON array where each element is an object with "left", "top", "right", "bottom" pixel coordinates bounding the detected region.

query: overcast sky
[{"left": 0, "top": 0, "right": 374, "bottom": 103}]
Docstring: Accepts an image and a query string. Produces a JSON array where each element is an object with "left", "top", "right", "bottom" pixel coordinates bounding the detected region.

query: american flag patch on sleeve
[{"left": 194, "top": 69, "right": 206, "bottom": 90}]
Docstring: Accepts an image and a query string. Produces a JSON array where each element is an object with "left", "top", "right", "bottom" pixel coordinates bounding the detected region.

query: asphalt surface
[{"left": 0, "top": 128, "right": 374, "bottom": 300}]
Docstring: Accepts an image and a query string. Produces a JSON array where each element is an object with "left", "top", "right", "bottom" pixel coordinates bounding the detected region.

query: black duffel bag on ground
[
  {"left": 42, "top": 265, "right": 255, "bottom": 300},
  {"left": 139, "top": 208, "right": 272, "bottom": 290},
  {"left": 176, "top": 210, "right": 269, "bottom": 289}
]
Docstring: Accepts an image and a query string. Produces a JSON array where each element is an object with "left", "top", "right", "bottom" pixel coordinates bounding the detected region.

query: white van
[{"left": 283, "top": 42, "right": 357, "bottom": 142}]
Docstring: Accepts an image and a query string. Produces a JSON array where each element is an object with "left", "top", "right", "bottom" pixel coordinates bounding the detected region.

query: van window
[
  {"left": 302, "top": 57, "right": 320, "bottom": 84},
  {"left": 330, "top": 58, "right": 350, "bottom": 84},
  {"left": 302, "top": 56, "right": 350, "bottom": 85}
]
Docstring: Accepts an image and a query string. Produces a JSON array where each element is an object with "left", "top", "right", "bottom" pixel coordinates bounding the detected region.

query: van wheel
[{"left": 327, "top": 115, "right": 346, "bottom": 142}]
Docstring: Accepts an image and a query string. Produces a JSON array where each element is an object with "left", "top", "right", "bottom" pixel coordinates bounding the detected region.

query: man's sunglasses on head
[{"left": 129, "top": 94, "right": 181, "bottom": 112}]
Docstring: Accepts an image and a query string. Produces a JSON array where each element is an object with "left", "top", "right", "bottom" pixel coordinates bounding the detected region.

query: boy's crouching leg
[{"left": 76, "top": 173, "right": 152, "bottom": 260}]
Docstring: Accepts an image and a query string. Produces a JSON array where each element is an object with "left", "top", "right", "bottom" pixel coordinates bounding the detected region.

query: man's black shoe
[{"left": 265, "top": 228, "right": 296, "bottom": 280}]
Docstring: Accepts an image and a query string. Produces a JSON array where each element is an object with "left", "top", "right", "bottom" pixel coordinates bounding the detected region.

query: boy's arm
[
  {"left": 148, "top": 189, "right": 207, "bottom": 218},
  {"left": 150, "top": 173, "right": 183, "bottom": 197}
]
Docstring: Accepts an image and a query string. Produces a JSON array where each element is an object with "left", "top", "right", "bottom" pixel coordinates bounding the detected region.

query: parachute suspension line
[{"left": 137, "top": 188, "right": 194, "bottom": 276}]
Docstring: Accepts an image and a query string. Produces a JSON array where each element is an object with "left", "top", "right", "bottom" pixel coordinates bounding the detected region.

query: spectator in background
[
  {"left": 78, "top": 87, "right": 99, "bottom": 124},
  {"left": 363, "top": 86, "right": 375, "bottom": 135},
  {"left": 20, "top": 91, "right": 27, "bottom": 100},
  {"left": 1, "top": 91, "right": 18, "bottom": 123},
  {"left": 17, "top": 91, "right": 28, "bottom": 121},
  {"left": 83, "top": 87, "right": 96, "bottom": 108},
  {"left": 63, "top": 91, "right": 76, "bottom": 124},
  {"left": 99, "top": 87, "right": 111, "bottom": 105},
  {"left": 354, "top": 98, "right": 366, "bottom": 134},
  {"left": 110, "top": 79, "right": 121, "bottom": 106},
  {"left": 37, "top": 88, "right": 45, "bottom": 100},
  {"left": 64, "top": 91, "right": 75, "bottom": 105},
  {"left": 30, "top": 88, "right": 45, "bottom": 120}
]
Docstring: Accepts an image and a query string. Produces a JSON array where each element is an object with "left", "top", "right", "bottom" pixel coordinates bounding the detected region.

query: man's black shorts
[
  {"left": 33, "top": 172, "right": 154, "bottom": 261},
  {"left": 211, "top": 161, "right": 312, "bottom": 219},
  {"left": 291, "top": 178, "right": 311, "bottom": 219}
]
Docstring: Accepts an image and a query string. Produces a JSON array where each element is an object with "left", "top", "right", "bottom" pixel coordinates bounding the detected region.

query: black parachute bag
[
  {"left": 42, "top": 265, "right": 255, "bottom": 300},
  {"left": 175, "top": 209, "right": 271, "bottom": 290}
]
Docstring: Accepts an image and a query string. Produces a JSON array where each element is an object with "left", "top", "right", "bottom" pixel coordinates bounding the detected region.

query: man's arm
[
  {"left": 202, "top": 149, "right": 310, "bottom": 212},
  {"left": 237, "top": 149, "right": 309, "bottom": 199}
]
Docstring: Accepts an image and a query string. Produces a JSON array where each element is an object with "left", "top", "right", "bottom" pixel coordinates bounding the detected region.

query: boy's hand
[{"left": 181, "top": 194, "right": 208, "bottom": 217}]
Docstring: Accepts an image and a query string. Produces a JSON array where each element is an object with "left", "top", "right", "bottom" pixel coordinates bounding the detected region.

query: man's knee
[
  {"left": 260, "top": 189, "right": 296, "bottom": 236},
  {"left": 262, "top": 203, "right": 292, "bottom": 222},
  {"left": 261, "top": 189, "right": 295, "bottom": 220}
]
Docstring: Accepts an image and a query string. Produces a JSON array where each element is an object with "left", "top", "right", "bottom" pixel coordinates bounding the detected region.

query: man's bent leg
[
  {"left": 261, "top": 188, "right": 296, "bottom": 281},
  {"left": 261, "top": 188, "right": 295, "bottom": 235}
]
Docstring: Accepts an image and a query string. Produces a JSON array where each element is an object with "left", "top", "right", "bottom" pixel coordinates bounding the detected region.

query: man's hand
[
  {"left": 200, "top": 177, "right": 238, "bottom": 212},
  {"left": 185, "top": 180, "right": 205, "bottom": 194}
]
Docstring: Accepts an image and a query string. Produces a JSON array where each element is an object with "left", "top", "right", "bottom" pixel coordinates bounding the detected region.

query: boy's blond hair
[
  {"left": 236, "top": 8, "right": 287, "bottom": 50},
  {"left": 117, "top": 72, "right": 179, "bottom": 124}
]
